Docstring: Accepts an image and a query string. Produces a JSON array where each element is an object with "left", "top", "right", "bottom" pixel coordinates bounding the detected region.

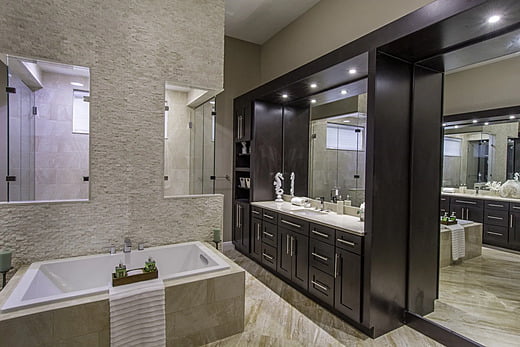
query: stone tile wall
[{"left": 0, "top": 0, "right": 225, "bottom": 268}]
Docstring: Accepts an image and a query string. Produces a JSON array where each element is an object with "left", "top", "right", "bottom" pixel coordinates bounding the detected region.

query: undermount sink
[{"left": 291, "top": 209, "right": 328, "bottom": 217}]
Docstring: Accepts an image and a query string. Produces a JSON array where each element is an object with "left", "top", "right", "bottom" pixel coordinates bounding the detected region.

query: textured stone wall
[{"left": 0, "top": 0, "right": 225, "bottom": 267}]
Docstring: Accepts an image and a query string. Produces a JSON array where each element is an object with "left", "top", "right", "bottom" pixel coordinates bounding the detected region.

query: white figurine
[
  {"left": 274, "top": 172, "right": 284, "bottom": 202},
  {"left": 290, "top": 172, "right": 295, "bottom": 196}
]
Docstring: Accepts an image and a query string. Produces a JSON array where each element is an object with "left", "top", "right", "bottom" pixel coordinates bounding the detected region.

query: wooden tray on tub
[{"left": 112, "top": 268, "right": 158, "bottom": 287}]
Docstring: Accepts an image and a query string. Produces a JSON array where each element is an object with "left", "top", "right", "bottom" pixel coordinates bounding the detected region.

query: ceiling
[{"left": 225, "top": 0, "right": 320, "bottom": 44}]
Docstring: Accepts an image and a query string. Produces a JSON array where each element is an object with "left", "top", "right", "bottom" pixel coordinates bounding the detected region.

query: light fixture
[
  {"left": 487, "top": 15, "right": 501, "bottom": 24},
  {"left": 454, "top": 125, "right": 459, "bottom": 129},
  {"left": 472, "top": 119, "right": 478, "bottom": 123},
  {"left": 343, "top": 120, "right": 350, "bottom": 123},
  {"left": 510, "top": 115, "right": 516, "bottom": 119},
  {"left": 310, "top": 83, "right": 317, "bottom": 88},
  {"left": 348, "top": 68, "right": 357, "bottom": 74},
  {"left": 209, "top": 100, "right": 215, "bottom": 104},
  {"left": 340, "top": 90, "right": 347, "bottom": 95},
  {"left": 484, "top": 122, "right": 489, "bottom": 125},
  {"left": 310, "top": 99, "right": 316, "bottom": 104},
  {"left": 282, "top": 94, "right": 288, "bottom": 99},
  {"left": 442, "top": 123, "right": 447, "bottom": 127},
  {"left": 70, "top": 82, "right": 83, "bottom": 87}
]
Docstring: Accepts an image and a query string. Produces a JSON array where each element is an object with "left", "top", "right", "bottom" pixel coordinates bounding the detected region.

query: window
[
  {"left": 326, "top": 124, "right": 364, "bottom": 151},
  {"left": 444, "top": 137, "right": 461, "bottom": 157},
  {"left": 72, "top": 90, "right": 90, "bottom": 134}
]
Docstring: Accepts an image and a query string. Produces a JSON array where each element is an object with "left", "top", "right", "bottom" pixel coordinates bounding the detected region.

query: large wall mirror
[
  {"left": 163, "top": 83, "right": 219, "bottom": 197},
  {"left": 0, "top": 54, "right": 90, "bottom": 202},
  {"left": 281, "top": 79, "right": 367, "bottom": 208}
]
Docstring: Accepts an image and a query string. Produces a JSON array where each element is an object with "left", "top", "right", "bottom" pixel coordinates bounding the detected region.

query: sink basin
[{"left": 291, "top": 209, "right": 328, "bottom": 217}]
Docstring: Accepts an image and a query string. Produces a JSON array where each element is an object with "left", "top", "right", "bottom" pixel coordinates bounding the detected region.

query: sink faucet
[
  {"left": 123, "top": 238, "right": 132, "bottom": 253},
  {"left": 320, "top": 197, "right": 325, "bottom": 211}
]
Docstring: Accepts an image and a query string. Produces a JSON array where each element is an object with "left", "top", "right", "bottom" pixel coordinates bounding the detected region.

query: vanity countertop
[
  {"left": 251, "top": 201, "right": 365, "bottom": 236},
  {"left": 441, "top": 191, "right": 520, "bottom": 203}
]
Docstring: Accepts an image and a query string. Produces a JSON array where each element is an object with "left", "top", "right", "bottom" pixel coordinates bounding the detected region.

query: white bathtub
[{"left": 1, "top": 241, "right": 229, "bottom": 312}]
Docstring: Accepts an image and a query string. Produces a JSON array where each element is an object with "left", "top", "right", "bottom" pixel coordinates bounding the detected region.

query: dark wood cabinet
[
  {"left": 233, "top": 201, "right": 250, "bottom": 254},
  {"left": 277, "top": 227, "right": 309, "bottom": 290},
  {"left": 334, "top": 248, "right": 362, "bottom": 322},
  {"left": 234, "top": 99, "right": 251, "bottom": 142},
  {"left": 450, "top": 197, "right": 483, "bottom": 222},
  {"left": 509, "top": 205, "right": 520, "bottom": 250},
  {"left": 309, "top": 267, "right": 335, "bottom": 307},
  {"left": 251, "top": 218, "right": 262, "bottom": 261}
]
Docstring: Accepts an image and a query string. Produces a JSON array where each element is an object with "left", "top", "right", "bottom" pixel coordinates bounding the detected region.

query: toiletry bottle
[
  {"left": 450, "top": 212, "right": 456, "bottom": 222},
  {"left": 337, "top": 200, "right": 344, "bottom": 215},
  {"left": 115, "top": 263, "right": 127, "bottom": 278}
]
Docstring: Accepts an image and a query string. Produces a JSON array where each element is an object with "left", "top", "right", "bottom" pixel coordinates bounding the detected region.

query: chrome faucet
[
  {"left": 123, "top": 238, "right": 132, "bottom": 253},
  {"left": 320, "top": 197, "right": 325, "bottom": 211}
]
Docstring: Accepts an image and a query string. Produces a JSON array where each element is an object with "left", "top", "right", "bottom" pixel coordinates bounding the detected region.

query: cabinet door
[
  {"left": 334, "top": 248, "right": 362, "bottom": 322},
  {"left": 509, "top": 211, "right": 520, "bottom": 250},
  {"left": 291, "top": 232, "right": 309, "bottom": 290},
  {"left": 466, "top": 205, "right": 483, "bottom": 223},
  {"left": 251, "top": 218, "right": 262, "bottom": 260},
  {"left": 277, "top": 228, "right": 292, "bottom": 280}
]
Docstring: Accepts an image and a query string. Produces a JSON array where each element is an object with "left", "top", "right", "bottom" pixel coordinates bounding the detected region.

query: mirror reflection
[{"left": 308, "top": 94, "right": 367, "bottom": 206}]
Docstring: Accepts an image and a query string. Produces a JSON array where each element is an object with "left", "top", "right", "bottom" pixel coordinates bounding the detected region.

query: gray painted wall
[{"left": 0, "top": 0, "right": 225, "bottom": 268}]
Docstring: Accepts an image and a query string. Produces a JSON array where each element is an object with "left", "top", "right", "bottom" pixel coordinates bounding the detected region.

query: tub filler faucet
[{"left": 123, "top": 238, "right": 132, "bottom": 253}]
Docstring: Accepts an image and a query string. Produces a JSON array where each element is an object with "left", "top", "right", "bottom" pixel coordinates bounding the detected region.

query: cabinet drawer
[
  {"left": 278, "top": 214, "right": 309, "bottom": 236},
  {"left": 510, "top": 202, "right": 520, "bottom": 212},
  {"left": 251, "top": 206, "right": 262, "bottom": 218},
  {"left": 485, "top": 200, "right": 508, "bottom": 211},
  {"left": 451, "top": 197, "right": 483, "bottom": 208},
  {"left": 261, "top": 243, "right": 277, "bottom": 271},
  {"left": 336, "top": 230, "right": 363, "bottom": 255},
  {"left": 262, "top": 222, "right": 278, "bottom": 247},
  {"left": 310, "top": 223, "right": 335, "bottom": 245},
  {"left": 484, "top": 209, "right": 509, "bottom": 227},
  {"left": 262, "top": 210, "right": 277, "bottom": 224},
  {"left": 309, "top": 239, "right": 335, "bottom": 276},
  {"left": 483, "top": 225, "right": 508, "bottom": 247},
  {"left": 309, "top": 267, "right": 334, "bottom": 307}
]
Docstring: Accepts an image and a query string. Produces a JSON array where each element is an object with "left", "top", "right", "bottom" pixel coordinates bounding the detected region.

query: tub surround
[
  {"left": 251, "top": 201, "right": 364, "bottom": 236},
  {"left": 439, "top": 222, "right": 482, "bottom": 268},
  {"left": 0, "top": 243, "right": 244, "bottom": 347}
]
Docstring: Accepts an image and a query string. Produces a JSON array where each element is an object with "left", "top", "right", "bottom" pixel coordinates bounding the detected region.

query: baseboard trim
[{"left": 405, "top": 311, "right": 484, "bottom": 347}]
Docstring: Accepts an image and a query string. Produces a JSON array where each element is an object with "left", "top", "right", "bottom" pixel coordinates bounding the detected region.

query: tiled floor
[
  {"left": 205, "top": 248, "right": 441, "bottom": 346},
  {"left": 427, "top": 246, "right": 520, "bottom": 347}
]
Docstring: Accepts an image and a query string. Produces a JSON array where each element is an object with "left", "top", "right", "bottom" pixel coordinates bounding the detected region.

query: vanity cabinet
[
  {"left": 277, "top": 227, "right": 309, "bottom": 290},
  {"left": 334, "top": 247, "right": 362, "bottom": 322},
  {"left": 509, "top": 203, "right": 520, "bottom": 250},
  {"left": 450, "top": 197, "right": 483, "bottom": 222},
  {"left": 233, "top": 201, "right": 250, "bottom": 254}
]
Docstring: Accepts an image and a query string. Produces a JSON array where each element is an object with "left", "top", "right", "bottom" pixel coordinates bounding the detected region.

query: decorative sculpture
[
  {"left": 274, "top": 172, "right": 284, "bottom": 202},
  {"left": 290, "top": 172, "right": 295, "bottom": 196}
]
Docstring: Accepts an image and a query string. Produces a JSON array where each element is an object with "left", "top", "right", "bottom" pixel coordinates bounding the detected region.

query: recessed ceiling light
[
  {"left": 310, "top": 83, "right": 317, "bottom": 88},
  {"left": 282, "top": 94, "right": 288, "bottom": 99},
  {"left": 487, "top": 15, "right": 501, "bottom": 24},
  {"left": 70, "top": 82, "right": 83, "bottom": 87},
  {"left": 484, "top": 122, "right": 489, "bottom": 125},
  {"left": 454, "top": 125, "right": 459, "bottom": 129},
  {"left": 310, "top": 99, "right": 316, "bottom": 104},
  {"left": 340, "top": 90, "right": 347, "bottom": 95},
  {"left": 442, "top": 123, "right": 447, "bottom": 127},
  {"left": 472, "top": 119, "right": 477, "bottom": 123},
  {"left": 510, "top": 115, "right": 516, "bottom": 119},
  {"left": 348, "top": 68, "right": 357, "bottom": 74},
  {"left": 209, "top": 100, "right": 215, "bottom": 104},
  {"left": 343, "top": 120, "right": 350, "bottom": 123}
]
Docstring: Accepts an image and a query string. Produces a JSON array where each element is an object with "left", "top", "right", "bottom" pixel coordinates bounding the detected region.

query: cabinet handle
[
  {"left": 237, "top": 115, "right": 243, "bottom": 139},
  {"left": 514, "top": 206, "right": 520, "bottom": 210},
  {"left": 235, "top": 205, "right": 239, "bottom": 228},
  {"left": 467, "top": 208, "right": 470, "bottom": 220},
  {"left": 286, "top": 234, "right": 290, "bottom": 255},
  {"left": 263, "top": 214, "right": 275, "bottom": 220},
  {"left": 252, "top": 210, "right": 260, "bottom": 215},
  {"left": 455, "top": 200, "right": 477, "bottom": 205},
  {"left": 257, "top": 224, "right": 260, "bottom": 240},
  {"left": 487, "top": 231, "right": 503, "bottom": 237},
  {"left": 334, "top": 253, "right": 339, "bottom": 278},
  {"left": 511, "top": 214, "right": 514, "bottom": 228},
  {"left": 311, "top": 229, "right": 329, "bottom": 239},
  {"left": 238, "top": 205, "right": 242, "bottom": 228},
  {"left": 263, "top": 231, "right": 274, "bottom": 238},
  {"left": 337, "top": 238, "right": 355, "bottom": 247},
  {"left": 290, "top": 236, "right": 294, "bottom": 256},
  {"left": 311, "top": 280, "right": 328, "bottom": 292},
  {"left": 281, "top": 219, "right": 301, "bottom": 229},
  {"left": 488, "top": 204, "right": 504, "bottom": 208},
  {"left": 311, "top": 252, "right": 328, "bottom": 262},
  {"left": 262, "top": 252, "right": 273, "bottom": 261},
  {"left": 487, "top": 215, "right": 503, "bottom": 220}
]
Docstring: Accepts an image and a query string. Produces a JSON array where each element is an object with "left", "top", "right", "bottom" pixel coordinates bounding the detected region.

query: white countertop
[
  {"left": 441, "top": 191, "right": 520, "bottom": 203},
  {"left": 251, "top": 201, "right": 365, "bottom": 236}
]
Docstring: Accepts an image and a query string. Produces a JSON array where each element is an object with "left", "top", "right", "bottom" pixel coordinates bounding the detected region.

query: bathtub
[{"left": 1, "top": 241, "right": 229, "bottom": 312}]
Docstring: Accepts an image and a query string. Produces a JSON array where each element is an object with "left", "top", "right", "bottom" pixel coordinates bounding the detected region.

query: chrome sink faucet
[
  {"left": 123, "top": 238, "right": 132, "bottom": 253},
  {"left": 320, "top": 197, "right": 325, "bottom": 211}
]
